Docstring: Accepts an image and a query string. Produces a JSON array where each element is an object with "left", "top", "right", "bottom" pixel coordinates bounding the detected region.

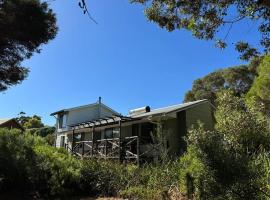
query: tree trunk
[{"left": 259, "top": 0, "right": 270, "bottom": 9}]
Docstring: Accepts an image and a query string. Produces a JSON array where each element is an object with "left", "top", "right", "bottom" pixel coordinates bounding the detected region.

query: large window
[{"left": 58, "top": 114, "right": 66, "bottom": 129}]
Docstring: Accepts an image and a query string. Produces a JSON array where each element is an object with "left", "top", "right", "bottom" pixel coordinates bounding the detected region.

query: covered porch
[{"left": 64, "top": 115, "right": 157, "bottom": 164}]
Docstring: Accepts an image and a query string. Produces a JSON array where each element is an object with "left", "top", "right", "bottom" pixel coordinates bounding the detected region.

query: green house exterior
[{"left": 51, "top": 99, "right": 214, "bottom": 162}]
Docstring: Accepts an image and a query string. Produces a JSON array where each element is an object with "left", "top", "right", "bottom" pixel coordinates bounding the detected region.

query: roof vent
[
  {"left": 98, "top": 97, "right": 102, "bottom": 104},
  {"left": 129, "top": 106, "right": 150, "bottom": 116}
]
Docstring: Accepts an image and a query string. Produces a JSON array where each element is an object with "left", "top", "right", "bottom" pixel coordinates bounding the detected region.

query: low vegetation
[
  {"left": 0, "top": 128, "right": 183, "bottom": 199},
  {"left": 1, "top": 88, "right": 270, "bottom": 199},
  {"left": 1, "top": 56, "right": 270, "bottom": 199}
]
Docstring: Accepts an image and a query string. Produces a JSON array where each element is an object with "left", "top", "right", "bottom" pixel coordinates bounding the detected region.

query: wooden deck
[{"left": 65, "top": 136, "right": 140, "bottom": 164}]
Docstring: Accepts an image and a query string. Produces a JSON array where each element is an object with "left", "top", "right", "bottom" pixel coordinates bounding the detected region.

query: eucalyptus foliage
[
  {"left": 179, "top": 91, "right": 270, "bottom": 199},
  {"left": 184, "top": 57, "right": 261, "bottom": 104},
  {"left": 246, "top": 54, "right": 270, "bottom": 115},
  {"left": 131, "top": 0, "right": 270, "bottom": 60}
]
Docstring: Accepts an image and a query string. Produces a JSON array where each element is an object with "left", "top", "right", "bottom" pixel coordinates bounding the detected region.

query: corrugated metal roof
[
  {"left": 0, "top": 119, "right": 12, "bottom": 125},
  {"left": 130, "top": 99, "right": 208, "bottom": 118}
]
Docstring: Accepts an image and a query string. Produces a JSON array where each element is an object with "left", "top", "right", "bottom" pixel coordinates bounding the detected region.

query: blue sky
[{"left": 0, "top": 1, "right": 259, "bottom": 125}]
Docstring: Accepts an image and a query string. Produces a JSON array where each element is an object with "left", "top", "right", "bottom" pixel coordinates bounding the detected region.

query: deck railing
[{"left": 70, "top": 136, "right": 139, "bottom": 163}]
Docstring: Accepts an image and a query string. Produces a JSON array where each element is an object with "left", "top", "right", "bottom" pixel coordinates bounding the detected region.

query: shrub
[
  {"left": 0, "top": 128, "right": 45, "bottom": 192},
  {"left": 80, "top": 159, "right": 130, "bottom": 197},
  {"left": 0, "top": 128, "right": 81, "bottom": 198},
  {"left": 179, "top": 91, "right": 270, "bottom": 200},
  {"left": 33, "top": 145, "right": 81, "bottom": 196},
  {"left": 179, "top": 145, "right": 216, "bottom": 200},
  {"left": 120, "top": 186, "right": 162, "bottom": 200},
  {"left": 120, "top": 161, "right": 180, "bottom": 200}
]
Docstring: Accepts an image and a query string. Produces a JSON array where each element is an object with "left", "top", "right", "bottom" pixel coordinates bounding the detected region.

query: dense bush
[
  {"left": 0, "top": 129, "right": 81, "bottom": 198},
  {"left": 27, "top": 126, "right": 56, "bottom": 146},
  {"left": 0, "top": 128, "right": 181, "bottom": 199},
  {"left": 80, "top": 159, "right": 182, "bottom": 199},
  {"left": 120, "top": 161, "right": 181, "bottom": 200},
  {"left": 179, "top": 91, "right": 270, "bottom": 200},
  {"left": 33, "top": 145, "right": 81, "bottom": 196},
  {"left": 0, "top": 128, "right": 44, "bottom": 192},
  {"left": 80, "top": 159, "right": 130, "bottom": 197}
]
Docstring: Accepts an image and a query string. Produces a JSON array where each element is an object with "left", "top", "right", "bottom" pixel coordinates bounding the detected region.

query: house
[
  {"left": 51, "top": 97, "right": 214, "bottom": 163},
  {"left": 0, "top": 118, "right": 24, "bottom": 131}
]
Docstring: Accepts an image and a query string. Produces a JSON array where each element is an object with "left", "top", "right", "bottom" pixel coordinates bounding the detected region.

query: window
[
  {"left": 113, "top": 128, "right": 120, "bottom": 138},
  {"left": 74, "top": 133, "right": 85, "bottom": 142},
  {"left": 105, "top": 128, "right": 120, "bottom": 139},
  {"left": 105, "top": 129, "right": 113, "bottom": 139},
  {"left": 60, "top": 136, "right": 65, "bottom": 147},
  {"left": 58, "top": 114, "right": 66, "bottom": 129},
  {"left": 140, "top": 123, "right": 154, "bottom": 144}
]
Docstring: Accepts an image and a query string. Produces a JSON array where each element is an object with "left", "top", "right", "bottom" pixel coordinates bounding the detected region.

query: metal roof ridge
[{"left": 150, "top": 99, "right": 208, "bottom": 112}]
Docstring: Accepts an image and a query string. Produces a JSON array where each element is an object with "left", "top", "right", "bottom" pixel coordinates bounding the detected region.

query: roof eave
[
  {"left": 50, "top": 110, "right": 68, "bottom": 116},
  {"left": 131, "top": 99, "right": 209, "bottom": 119}
]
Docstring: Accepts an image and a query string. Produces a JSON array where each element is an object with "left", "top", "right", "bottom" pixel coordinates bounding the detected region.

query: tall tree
[
  {"left": 16, "top": 113, "right": 44, "bottom": 129},
  {"left": 246, "top": 54, "right": 270, "bottom": 115},
  {"left": 131, "top": 0, "right": 270, "bottom": 60},
  {"left": 0, "top": 0, "right": 57, "bottom": 91},
  {"left": 184, "top": 57, "right": 261, "bottom": 104}
]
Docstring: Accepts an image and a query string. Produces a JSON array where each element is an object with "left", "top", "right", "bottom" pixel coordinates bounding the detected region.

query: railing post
[
  {"left": 137, "top": 136, "right": 140, "bottom": 166},
  {"left": 82, "top": 142, "right": 85, "bottom": 157},
  {"left": 72, "top": 129, "right": 75, "bottom": 151},
  {"left": 105, "top": 139, "right": 107, "bottom": 158},
  {"left": 91, "top": 126, "right": 95, "bottom": 157},
  {"left": 119, "top": 120, "right": 123, "bottom": 162}
]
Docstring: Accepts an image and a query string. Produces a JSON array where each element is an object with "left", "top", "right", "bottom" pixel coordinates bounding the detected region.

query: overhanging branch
[{"left": 259, "top": 0, "right": 270, "bottom": 9}]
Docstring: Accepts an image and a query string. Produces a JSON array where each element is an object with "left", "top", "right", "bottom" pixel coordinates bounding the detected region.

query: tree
[
  {"left": 246, "top": 54, "right": 270, "bottom": 115},
  {"left": 24, "top": 115, "right": 44, "bottom": 129},
  {"left": 184, "top": 57, "right": 261, "bottom": 104},
  {"left": 0, "top": 0, "right": 57, "bottom": 92},
  {"left": 130, "top": 0, "right": 270, "bottom": 60},
  {"left": 179, "top": 91, "right": 270, "bottom": 199},
  {"left": 16, "top": 113, "right": 44, "bottom": 129}
]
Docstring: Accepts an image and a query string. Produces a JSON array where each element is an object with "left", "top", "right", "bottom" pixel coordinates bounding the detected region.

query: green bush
[
  {"left": 120, "top": 186, "right": 162, "bottom": 200},
  {"left": 0, "top": 128, "right": 81, "bottom": 198},
  {"left": 120, "top": 161, "right": 180, "bottom": 200},
  {"left": 0, "top": 128, "right": 44, "bottom": 192},
  {"left": 33, "top": 145, "right": 81, "bottom": 196},
  {"left": 80, "top": 159, "right": 130, "bottom": 197},
  {"left": 179, "top": 91, "right": 270, "bottom": 200},
  {"left": 26, "top": 126, "right": 56, "bottom": 146}
]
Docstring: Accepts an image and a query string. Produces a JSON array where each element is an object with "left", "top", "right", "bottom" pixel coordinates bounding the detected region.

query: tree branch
[{"left": 258, "top": 0, "right": 270, "bottom": 10}]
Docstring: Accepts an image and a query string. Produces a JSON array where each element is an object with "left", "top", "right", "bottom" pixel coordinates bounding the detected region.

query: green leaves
[
  {"left": 181, "top": 91, "right": 270, "bottom": 199},
  {"left": 131, "top": 0, "right": 270, "bottom": 60},
  {"left": 246, "top": 54, "right": 270, "bottom": 115},
  {"left": 0, "top": 0, "right": 57, "bottom": 91},
  {"left": 0, "top": 129, "right": 80, "bottom": 197},
  {"left": 184, "top": 58, "right": 260, "bottom": 104}
]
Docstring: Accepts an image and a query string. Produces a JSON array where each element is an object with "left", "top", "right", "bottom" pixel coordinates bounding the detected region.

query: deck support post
[
  {"left": 105, "top": 139, "right": 107, "bottom": 158},
  {"left": 82, "top": 141, "right": 85, "bottom": 157},
  {"left": 91, "top": 126, "right": 95, "bottom": 157},
  {"left": 137, "top": 136, "right": 140, "bottom": 166},
  {"left": 72, "top": 129, "right": 75, "bottom": 152},
  {"left": 119, "top": 120, "right": 123, "bottom": 162}
]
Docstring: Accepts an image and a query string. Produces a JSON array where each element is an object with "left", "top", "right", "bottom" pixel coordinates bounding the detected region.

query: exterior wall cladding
[
  {"left": 54, "top": 101, "right": 214, "bottom": 159},
  {"left": 55, "top": 104, "right": 117, "bottom": 147}
]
